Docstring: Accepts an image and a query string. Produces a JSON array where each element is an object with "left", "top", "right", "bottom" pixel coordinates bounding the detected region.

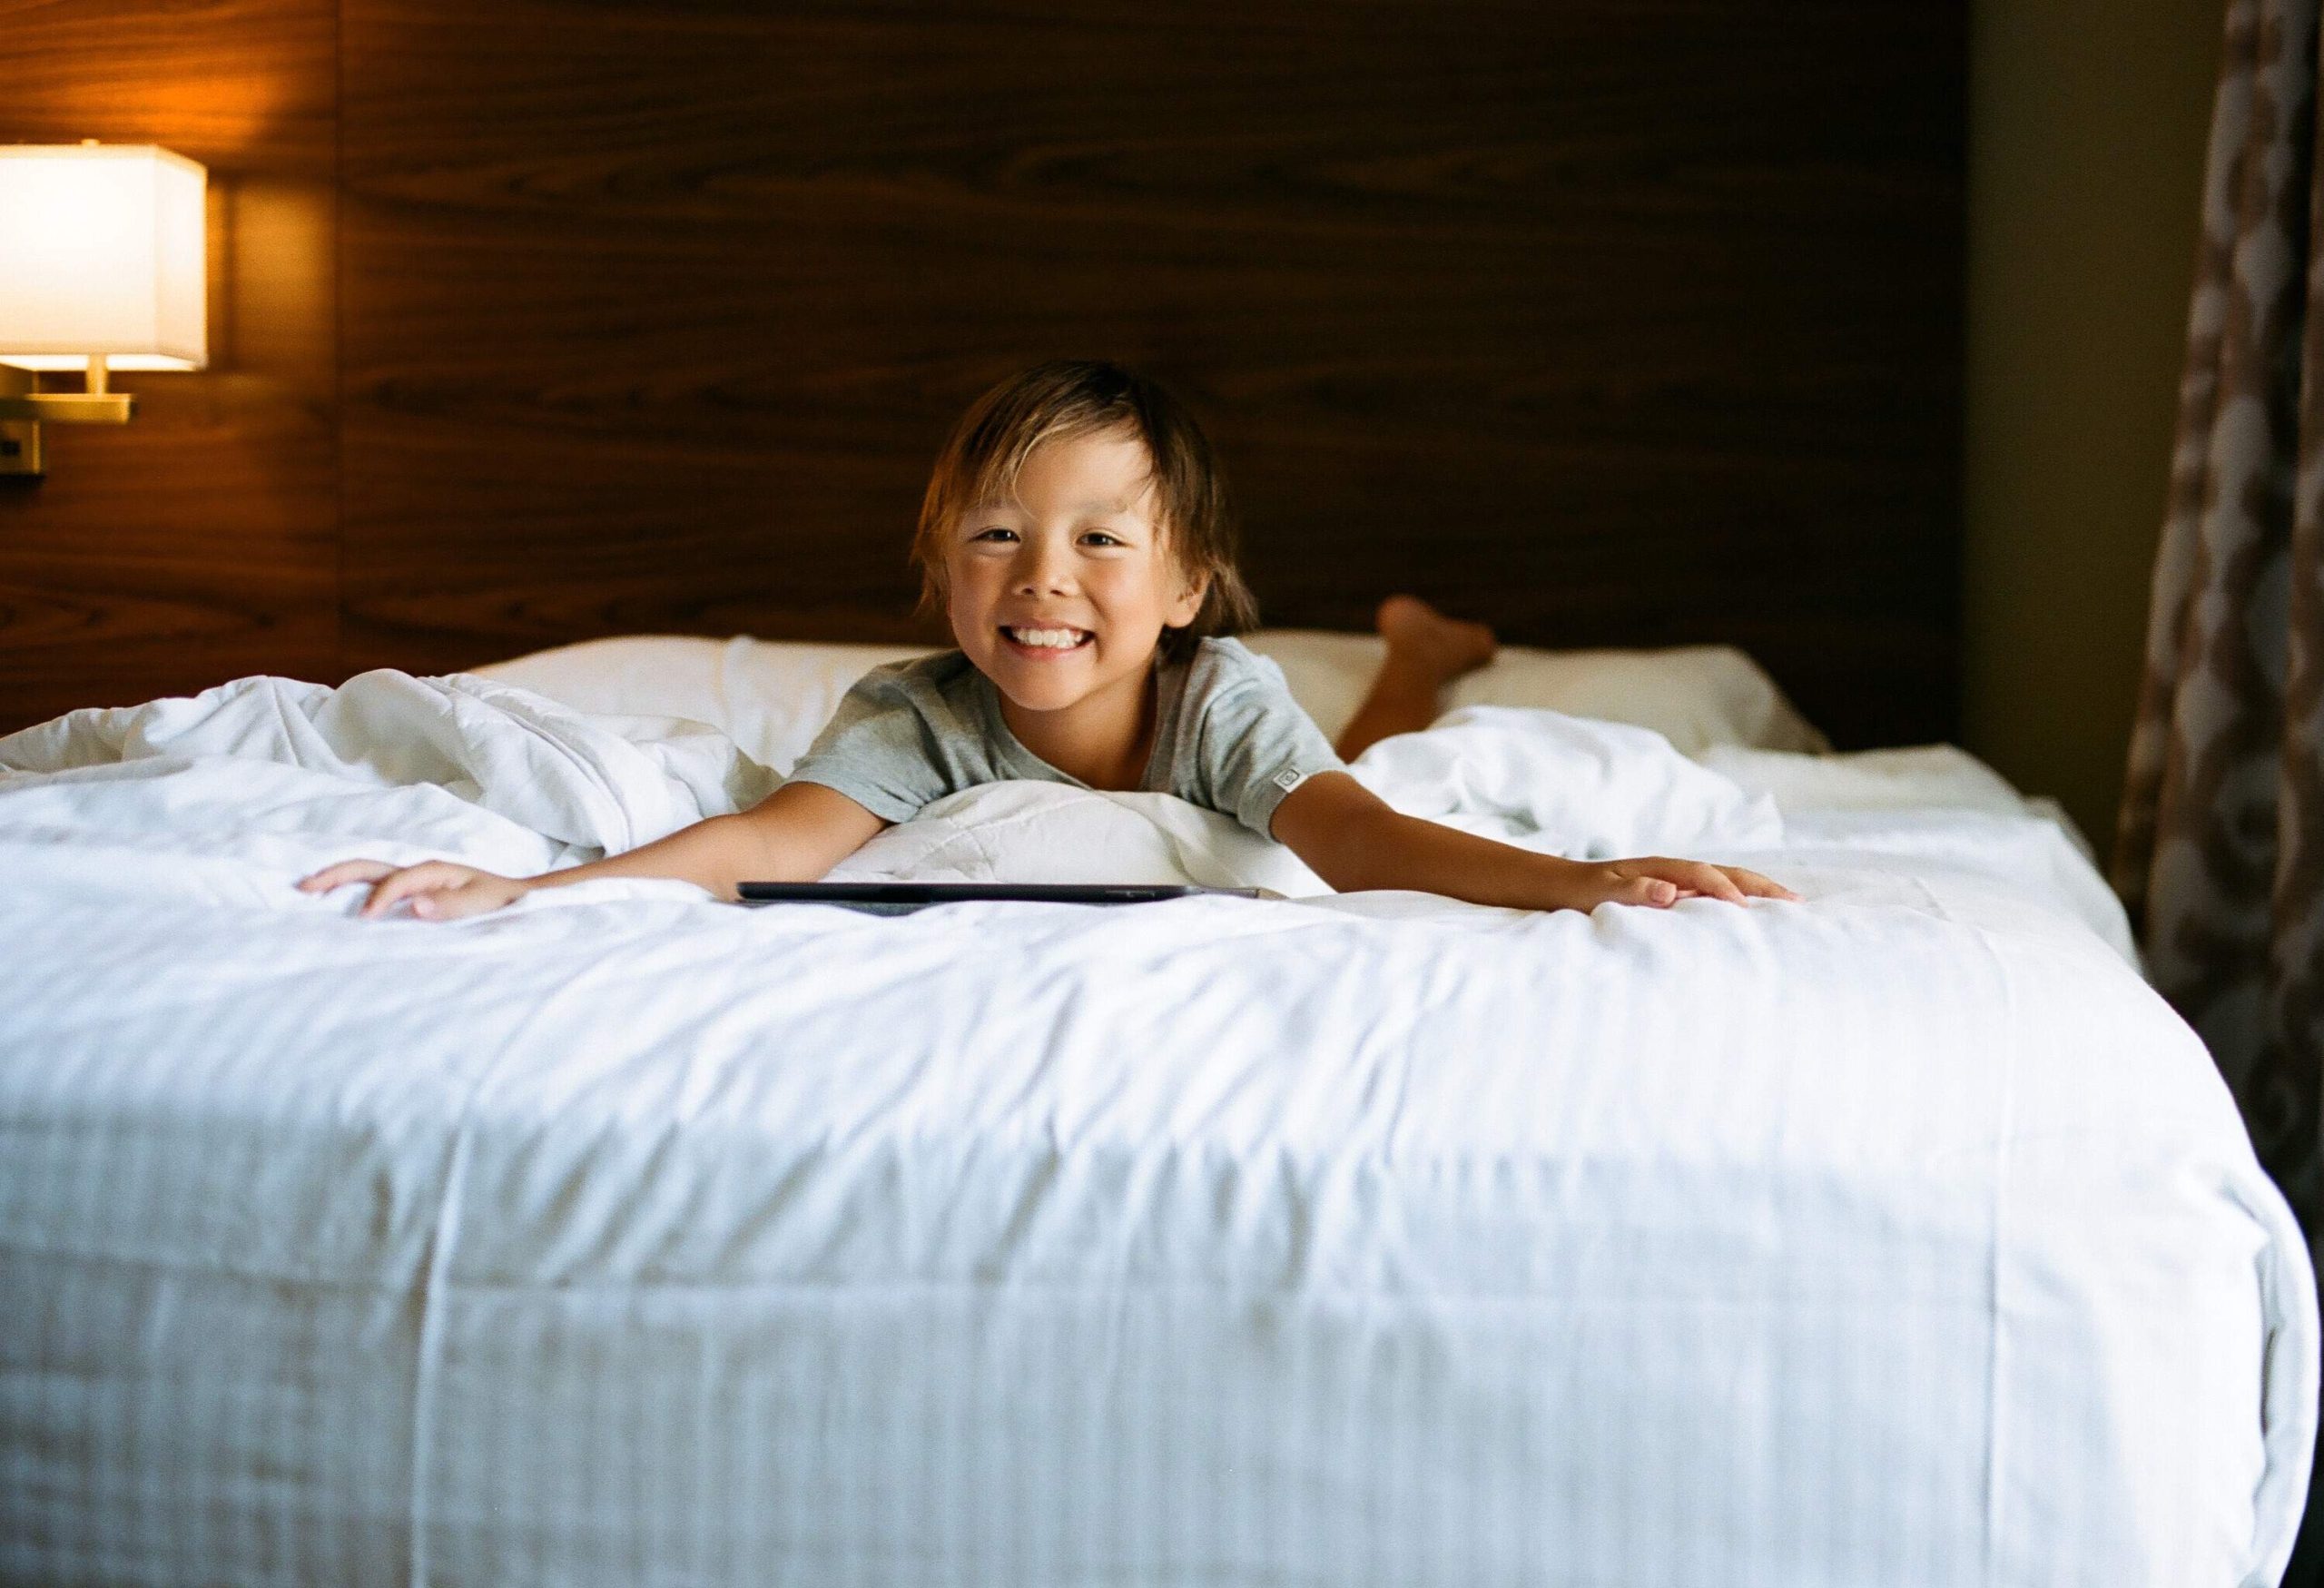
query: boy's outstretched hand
[
  {"left": 296, "top": 785, "right": 891, "bottom": 921},
  {"left": 1559, "top": 856, "right": 1797, "bottom": 911},
  {"left": 298, "top": 858, "right": 531, "bottom": 921}
]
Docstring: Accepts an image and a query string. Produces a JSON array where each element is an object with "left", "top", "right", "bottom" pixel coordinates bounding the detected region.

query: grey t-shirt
[{"left": 784, "top": 636, "right": 1344, "bottom": 836}]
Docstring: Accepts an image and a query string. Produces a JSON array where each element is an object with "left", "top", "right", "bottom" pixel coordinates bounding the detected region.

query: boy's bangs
[{"left": 962, "top": 412, "right": 1158, "bottom": 525}]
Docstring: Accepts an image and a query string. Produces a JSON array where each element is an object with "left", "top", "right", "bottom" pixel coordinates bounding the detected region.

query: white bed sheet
[{"left": 0, "top": 668, "right": 2312, "bottom": 1586}]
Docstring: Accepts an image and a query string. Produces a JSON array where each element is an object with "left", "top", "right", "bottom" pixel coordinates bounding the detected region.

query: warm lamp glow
[{"left": 0, "top": 143, "right": 207, "bottom": 373}]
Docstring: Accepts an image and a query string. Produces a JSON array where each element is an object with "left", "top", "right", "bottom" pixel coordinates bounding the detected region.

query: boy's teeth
[{"left": 1008, "top": 626, "right": 1087, "bottom": 649}]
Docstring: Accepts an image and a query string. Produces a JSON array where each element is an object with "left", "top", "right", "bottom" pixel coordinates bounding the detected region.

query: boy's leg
[{"left": 1333, "top": 596, "right": 1498, "bottom": 761}]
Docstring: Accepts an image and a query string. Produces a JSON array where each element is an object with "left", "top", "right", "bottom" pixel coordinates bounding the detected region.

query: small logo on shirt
[{"left": 1271, "top": 767, "right": 1306, "bottom": 793}]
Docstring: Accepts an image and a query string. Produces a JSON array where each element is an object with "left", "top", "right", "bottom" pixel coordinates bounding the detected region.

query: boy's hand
[
  {"left": 1571, "top": 857, "right": 1798, "bottom": 911},
  {"left": 296, "top": 858, "right": 532, "bottom": 921}
]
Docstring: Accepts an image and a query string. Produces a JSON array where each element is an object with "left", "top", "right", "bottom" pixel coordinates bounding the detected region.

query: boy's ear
[{"left": 1166, "top": 567, "right": 1210, "bottom": 629}]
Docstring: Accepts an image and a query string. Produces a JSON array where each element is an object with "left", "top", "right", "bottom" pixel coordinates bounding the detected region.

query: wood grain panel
[
  {"left": 0, "top": 1, "right": 1963, "bottom": 746},
  {"left": 0, "top": 0, "right": 340, "bottom": 730},
  {"left": 342, "top": 0, "right": 1963, "bottom": 747}
]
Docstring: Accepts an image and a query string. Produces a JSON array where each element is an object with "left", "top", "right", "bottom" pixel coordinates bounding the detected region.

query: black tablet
[{"left": 735, "top": 881, "right": 1265, "bottom": 914}]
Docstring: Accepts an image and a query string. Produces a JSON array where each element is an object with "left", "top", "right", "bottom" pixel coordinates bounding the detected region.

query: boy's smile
[
  {"left": 996, "top": 623, "right": 1094, "bottom": 656},
  {"left": 943, "top": 427, "right": 1206, "bottom": 786}
]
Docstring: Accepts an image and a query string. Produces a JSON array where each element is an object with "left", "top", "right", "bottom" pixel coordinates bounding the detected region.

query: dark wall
[
  {"left": 1, "top": 0, "right": 339, "bottom": 733},
  {"left": 5, "top": 1, "right": 1965, "bottom": 750}
]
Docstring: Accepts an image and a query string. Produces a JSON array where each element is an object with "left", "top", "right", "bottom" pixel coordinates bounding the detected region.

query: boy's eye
[
  {"left": 1081, "top": 531, "right": 1124, "bottom": 547},
  {"left": 970, "top": 527, "right": 1018, "bottom": 543}
]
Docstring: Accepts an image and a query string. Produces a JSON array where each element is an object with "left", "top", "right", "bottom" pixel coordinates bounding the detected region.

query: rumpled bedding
[
  {"left": 0, "top": 667, "right": 2312, "bottom": 1587},
  {"left": 0, "top": 670, "right": 2127, "bottom": 959}
]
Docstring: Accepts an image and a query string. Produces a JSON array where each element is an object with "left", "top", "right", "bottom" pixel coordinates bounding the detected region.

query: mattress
[{"left": 0, "top": 667, "right": 2312, "bottom": 1586}]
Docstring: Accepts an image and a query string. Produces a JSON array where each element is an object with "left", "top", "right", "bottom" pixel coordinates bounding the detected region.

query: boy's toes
[{"left": 1376, "top": 594, "right": 1499, "bottom": 676}]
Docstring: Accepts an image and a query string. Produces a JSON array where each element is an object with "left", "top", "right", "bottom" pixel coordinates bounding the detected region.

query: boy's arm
[
  {"left": 525, "top": 780, "right": 888, "bottom": 900},
  {"left": 1268, "top": 771, "right": 1794, "bottom": 913},
  {"left": 299, "top": 780, "right": 888, "bottom": 919}
]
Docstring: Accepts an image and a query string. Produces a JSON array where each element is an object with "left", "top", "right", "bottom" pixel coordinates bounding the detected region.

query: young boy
[{"left": 299, "top": 360, "right": 1792, "bottom": 921}]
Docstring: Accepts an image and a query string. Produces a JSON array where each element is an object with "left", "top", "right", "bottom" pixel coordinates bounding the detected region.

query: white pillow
[{"left": 467, "top": 628, "right": 1827, "bottom": 772}]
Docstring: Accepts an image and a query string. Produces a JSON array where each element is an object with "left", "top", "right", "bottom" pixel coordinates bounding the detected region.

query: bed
[{"left": 0, "top": 631, "right": 2313, "bottom": 1586}]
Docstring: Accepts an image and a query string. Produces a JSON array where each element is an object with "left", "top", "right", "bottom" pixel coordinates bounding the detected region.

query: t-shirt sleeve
[
  {"left": 780, "top": 666, "right": 954, "bottom": 824},
  {"left": 1193, "top": 654, "right": 1348, "bottom": 836}
]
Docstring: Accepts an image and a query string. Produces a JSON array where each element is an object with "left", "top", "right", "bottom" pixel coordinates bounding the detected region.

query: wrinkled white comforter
[{"left": 0, "top": 668, "right": 2312, "bottom": 1587}]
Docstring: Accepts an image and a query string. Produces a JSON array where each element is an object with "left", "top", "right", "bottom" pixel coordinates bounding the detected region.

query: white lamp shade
[{"left": 0, "top": 143, "right": 206, "bottom": 372}]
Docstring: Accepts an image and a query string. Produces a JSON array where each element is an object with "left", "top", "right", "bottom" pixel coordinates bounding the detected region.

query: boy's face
[{"left": 943, "top": 428, "right": 1208, "bottom": 717}]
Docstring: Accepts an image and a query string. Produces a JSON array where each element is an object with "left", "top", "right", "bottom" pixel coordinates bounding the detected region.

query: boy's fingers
[
  {"left": 359, "top": 865, "right": 450, "bottom": 918},
  {"left": 1678, "top": 862, "right": 1747, "bottom": 904},
  {"left": 358, "top": 879, "right": 410, "bottom": 918},
  {"left": 1610, "top": 859, "right": 1797, "bottom": 911},
  {"left": 1621, "top": 876, "right": 1678, "bottom": 907},
  {"left": 298, "top": 859, "right": 394, "bottom": 891},
  {"left": 1604, "top": 864, "right": 1674, "bottom": 907}
]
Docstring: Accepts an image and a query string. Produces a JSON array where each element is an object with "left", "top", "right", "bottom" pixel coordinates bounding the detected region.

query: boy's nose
[{"left": 1014, "top": 548, "right": 1075, "bottom": 595}]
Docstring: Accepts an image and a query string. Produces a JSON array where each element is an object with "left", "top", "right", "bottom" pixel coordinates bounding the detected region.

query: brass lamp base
[{"left": 0, "top": 363, "right": 136, "bottom": 479}]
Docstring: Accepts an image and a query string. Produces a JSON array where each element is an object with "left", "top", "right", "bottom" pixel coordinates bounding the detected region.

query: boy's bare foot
[
  {"left": 1334, "top": 596, "right": 1501, "bottom": 760},
  {"left": 1375, "top": 595, "right": 1497, "bottom": 688}
]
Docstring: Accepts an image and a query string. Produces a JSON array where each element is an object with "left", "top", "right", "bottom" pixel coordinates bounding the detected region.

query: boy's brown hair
[{"left": 912, "top": 360, "right": 1260, "bottom": 663}]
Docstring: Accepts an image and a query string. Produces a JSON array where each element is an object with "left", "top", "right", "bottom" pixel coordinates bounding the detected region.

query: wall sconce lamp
[{"left": 0, "top": 143, "right": 208, "bottom": 479}]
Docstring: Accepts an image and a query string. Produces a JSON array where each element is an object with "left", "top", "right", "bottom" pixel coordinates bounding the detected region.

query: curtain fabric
[{"left": 2116, "top": 0, "right": 2324, "bottom": 1230}]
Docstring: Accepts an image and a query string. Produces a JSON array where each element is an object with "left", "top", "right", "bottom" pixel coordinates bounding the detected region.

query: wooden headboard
[{"left": 4, "top": 0, "right": 1962, "bottom": 750}]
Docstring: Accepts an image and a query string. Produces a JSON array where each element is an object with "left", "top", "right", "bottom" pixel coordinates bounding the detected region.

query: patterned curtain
[{"left": 2116, "top": 0, "right": 2324, "bottom": 1235}]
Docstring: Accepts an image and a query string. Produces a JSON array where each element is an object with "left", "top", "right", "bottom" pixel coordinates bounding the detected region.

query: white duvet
[{"left": 0, "top": 668, "right": 2313, "bottom": 1587}]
